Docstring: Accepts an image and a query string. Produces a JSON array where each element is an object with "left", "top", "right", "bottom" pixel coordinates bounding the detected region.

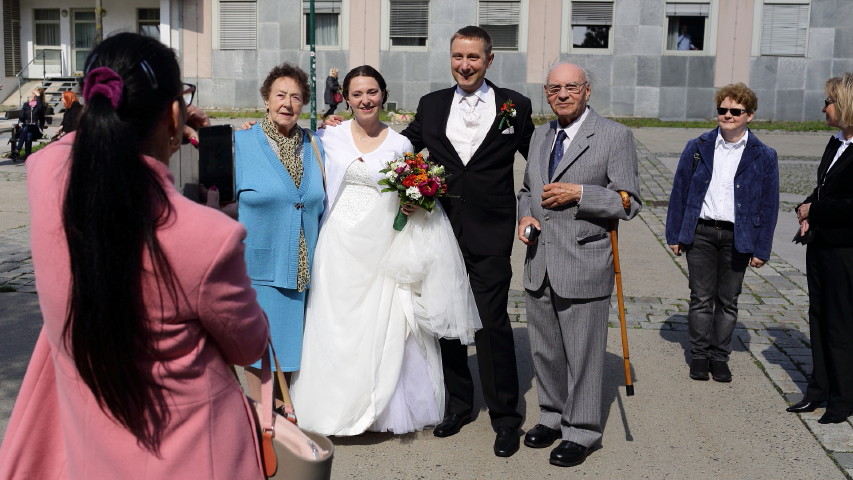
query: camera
[{"left": 523, "top": 224, "right": 540, "bottom": 241}]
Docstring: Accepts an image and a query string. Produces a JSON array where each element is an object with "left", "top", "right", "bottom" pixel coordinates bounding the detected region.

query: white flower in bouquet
[{"left": 406, "top": 186, "right": 423, "bottom": 200}]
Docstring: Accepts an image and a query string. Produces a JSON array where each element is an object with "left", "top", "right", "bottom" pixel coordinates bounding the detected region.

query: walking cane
[{"left": 611, "top": 191, "right": 634, "bottom": 396}]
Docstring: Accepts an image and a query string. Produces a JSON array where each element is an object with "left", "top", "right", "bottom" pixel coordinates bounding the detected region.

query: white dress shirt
[
  {"left": 446, "top": 82, "right": 496, "bottom": 165},
  {"left": 548, "top": 107, "right": 590, "bottom": 199},
  {"left": 700, "top": 131, "right": 749, "bottom": 223},
  {"left": 827, "top": 130, "right": 853, "bottom": 173}
]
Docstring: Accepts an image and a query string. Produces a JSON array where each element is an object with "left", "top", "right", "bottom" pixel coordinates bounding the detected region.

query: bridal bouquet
[{"left": 378, "top": 152, "right": 449, "bottom": 231}]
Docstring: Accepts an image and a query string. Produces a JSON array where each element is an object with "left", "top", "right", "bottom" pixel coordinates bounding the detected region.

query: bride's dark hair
[{"left": 341, "top": 65, "right": 389, "bottom": 108}]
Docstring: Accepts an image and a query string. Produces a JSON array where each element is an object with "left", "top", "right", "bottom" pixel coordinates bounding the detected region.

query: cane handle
[{"left": 618, "top": 190, "right": 631, "bottom": 210}]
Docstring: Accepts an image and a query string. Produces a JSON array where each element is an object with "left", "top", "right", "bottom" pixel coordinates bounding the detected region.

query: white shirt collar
[
  {"left": 454, "top": 81, "right": 491, "bottom": 104},
  {"left": 834, "top": 130, "right": 853, "bottom": 146},
  {"left": 556, "top": 107, "right": 590, "bottom": 137},
  {"left": 715, "top": 130, "right": 749, "bottom": 149}
]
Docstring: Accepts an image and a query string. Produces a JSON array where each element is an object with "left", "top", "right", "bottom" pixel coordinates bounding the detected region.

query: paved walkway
[{"left": 0, "top": 126, "right": 851, "bottom": 478}]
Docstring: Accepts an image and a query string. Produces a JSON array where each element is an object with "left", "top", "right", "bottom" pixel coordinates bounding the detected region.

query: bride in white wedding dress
[{"left": 290, "top": 66, "right": 480, "bottom": 436}]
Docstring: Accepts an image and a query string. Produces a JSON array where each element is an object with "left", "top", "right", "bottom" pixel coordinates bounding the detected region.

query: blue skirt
[{"left": 250, "top": 285, "right": 306, "bottom": 371}]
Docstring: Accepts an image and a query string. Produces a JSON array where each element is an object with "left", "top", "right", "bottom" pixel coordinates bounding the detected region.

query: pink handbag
[{"left": 251, "top": 342, "right": 334, "bottom": 480}]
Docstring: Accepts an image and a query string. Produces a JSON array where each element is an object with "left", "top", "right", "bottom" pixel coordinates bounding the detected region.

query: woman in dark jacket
[
  {"left": 665, "top": 83, "right": 779, "bottom": 383},
  {"left": 788, "top": 73, "right": 853, "bottom": 424},
  {"left": 13, "top": 88, "right": 46, "bottom": 162},
  {"left": 52, "top": 91, "right": 83, "bottom": 140},
  {"left": 322, "top": 68, "right": 340, "bottom": 119}
]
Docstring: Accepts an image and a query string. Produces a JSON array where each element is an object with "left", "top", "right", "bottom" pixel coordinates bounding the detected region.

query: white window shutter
[
  {"left": 220, "top": 1, "right": 257, "bottom": 50},
  {"left": 572, "top": 1, "right": 615, "bottom": 26},
  {"left": 479, "top": 1, "right": 520, "bottom": 50},
  {"left": 761, "top": 3, "right": 809, "bottom": 56}
]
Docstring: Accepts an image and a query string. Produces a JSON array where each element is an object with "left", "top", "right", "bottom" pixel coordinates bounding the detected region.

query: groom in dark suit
[{"left": 402, "top": 26, "right": 534, "bottom": 458}]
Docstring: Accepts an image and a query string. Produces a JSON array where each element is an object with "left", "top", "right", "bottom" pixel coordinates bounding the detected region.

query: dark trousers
[
  {"left": 14, "top": 124, "right": 40, "bottom": 157},
  {"left": 804, "top": 242, "right": 853, "bottom": 412},
  {"left": 323, "top": 104, "right": 337, "bottom": 118},
  {"left": 439, "top": 249, "right": 522, "bottom": 430},
  {"left": 685, "top": 223, "right": 750, "bottom": 361}
]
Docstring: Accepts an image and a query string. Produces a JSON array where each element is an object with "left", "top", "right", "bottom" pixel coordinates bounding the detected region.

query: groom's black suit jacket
[{"left": 402, "top": 79, "right": 535, "bottom": 257}]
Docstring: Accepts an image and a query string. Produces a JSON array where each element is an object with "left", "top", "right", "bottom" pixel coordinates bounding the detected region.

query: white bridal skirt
[{"left": 291, "top": 193, "right": 481, "bottom": 436}]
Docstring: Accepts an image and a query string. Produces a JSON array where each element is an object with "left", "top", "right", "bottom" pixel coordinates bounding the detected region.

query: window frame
[
  {"left": 477, "top": 0, "right": 528, "bottom": 53},
  {"left": 302, "top": 0, "right": 348, "bottom": 50},
  {"left": 381, "top": 0, "right": 430, "bottom": 51},
  {"left": 137, "top": 8, "right": 161, "bottom": 39},
  {"left": 752, "top": 0, "right": 810, "bottom": 57},
  {"left": 662, "top": 0, "right": 718, "bottom": 56},
  {"left": 214, "top": 0, "right": 258, "bottom": 51},
  {"left": 561, "top": 0, "right": 615, "bottom": 55}
]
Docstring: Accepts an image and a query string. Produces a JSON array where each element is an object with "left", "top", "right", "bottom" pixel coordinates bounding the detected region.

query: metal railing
[{"left": 14, "top": 49, "right": 64, "bottom": 106}]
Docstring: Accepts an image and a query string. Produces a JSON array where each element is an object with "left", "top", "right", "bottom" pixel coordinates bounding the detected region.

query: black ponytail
[{"left": 62, "top": 32, "right": 183, "bottom": 452}]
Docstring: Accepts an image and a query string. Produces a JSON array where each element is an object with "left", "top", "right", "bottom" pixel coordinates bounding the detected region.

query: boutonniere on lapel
[{"left": 497, "top": 99, "right": 516, "bottom": 132}]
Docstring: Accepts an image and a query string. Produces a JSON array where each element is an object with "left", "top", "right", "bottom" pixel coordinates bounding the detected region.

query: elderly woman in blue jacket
[
  {"left": 234, "top": 63, "right": 325, "bottom": 401},
  {"left": 665, "top": 83, "right": 779, "bottom": 383}
]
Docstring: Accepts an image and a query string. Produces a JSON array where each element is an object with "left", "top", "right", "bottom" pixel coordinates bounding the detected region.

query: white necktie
[{"left": 462, "top": 94, "right": 480, "bottom": 128}]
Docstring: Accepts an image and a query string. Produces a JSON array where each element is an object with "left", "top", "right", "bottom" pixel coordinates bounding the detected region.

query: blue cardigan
[
  {"left": 665, "top": 128, "right": 779, "bottom": 260},
  {"left": 235, "top": 124, "right": 325, "bottom": 289}
]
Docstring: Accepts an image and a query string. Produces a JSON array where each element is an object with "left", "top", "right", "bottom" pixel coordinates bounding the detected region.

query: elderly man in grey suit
[{"left": 517, "top": 62, "right": 641, "bottom": 468}]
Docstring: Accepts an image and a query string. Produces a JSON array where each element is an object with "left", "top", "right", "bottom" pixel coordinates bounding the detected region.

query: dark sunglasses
[
  {"left": 716, "top": 107, "right": 748, "bottom": 117},
  {"left": 825, "top": 98, "right": 837, "bottom": 107}
]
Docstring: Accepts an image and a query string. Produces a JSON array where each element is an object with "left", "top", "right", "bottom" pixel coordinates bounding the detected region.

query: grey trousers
[
  {"left": 526, "top": 277, "right": 610, "bottom": 448},
  {"left": 685, "top": 224, "right": 751, "bottom": 362}
]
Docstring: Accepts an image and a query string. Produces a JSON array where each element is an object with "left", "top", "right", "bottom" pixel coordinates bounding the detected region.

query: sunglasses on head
[{"left": 716, "top": 107, "right": 748, "bottom": 117}]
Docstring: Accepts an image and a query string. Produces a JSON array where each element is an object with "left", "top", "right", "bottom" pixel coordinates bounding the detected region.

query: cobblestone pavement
[{"left": 2, "top": 135, "right": 850, "bottom": 477}]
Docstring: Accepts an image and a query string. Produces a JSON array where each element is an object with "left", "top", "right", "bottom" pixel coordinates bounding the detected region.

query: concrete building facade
[{"left": 2, "top": 0, "right": 851, "bottom": 121}]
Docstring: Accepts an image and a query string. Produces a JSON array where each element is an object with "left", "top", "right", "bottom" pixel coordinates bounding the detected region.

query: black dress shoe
[
  {"left": 549, "top": 440, "right": 594, "bottom": 467},
  {"left": 786, "top": 399, "right": 827, "bottom": 413},
  {"left": 524, "top": 424, "right": 561, "bottom": 448},
  {"left": 710, "top": 360, "right": 732, "bottom": 382},
  {"left": 493, "top": 427, "right": 520, "bottom": 457},
  {"left": 818, "top": 410, "right": 852, "bottom": 424},
  {"left": 432, "top": 412, "right": 471, "bottom": 438},
  {"left": 689, "top": 358, "right": 709, "bottom": 381}
]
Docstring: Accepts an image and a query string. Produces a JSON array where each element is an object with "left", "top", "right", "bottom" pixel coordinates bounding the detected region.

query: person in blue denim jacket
[{"left": 665, "top": 83, "right": 779, "bottom": 383}]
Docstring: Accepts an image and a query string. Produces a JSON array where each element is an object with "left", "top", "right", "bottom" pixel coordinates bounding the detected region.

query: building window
[
  {"left": 304, "top": 1, "right": 341, "bottom": 47},
  {"left": 138, "top": 8, "right": 160, "bottom": 39},
  {"left": 479, "top": 1, "right": 520, "bottom": 51},
  {"left": 72, "top": 10, "right": 96, "bottom": 73},
  {"left": 219, "top": 0, "right": 257, "bottom": 50},
  {"left": 571, "top": 1, "right": 613, "bottom": 50},
  {"left": 33, "top": 9, "right": 61, "bottom": 76},
  {"left": 389, "top": 0, "right": 428, "bottom": 47},
  {"left": 3, "top": 0, "right": 21, "bottom": 76},
  {"left": 760, "top": 1, "right": 809, "bottom": 56},
  {"left": 665, "top": 2, "right": 709, "bottom": 51}
]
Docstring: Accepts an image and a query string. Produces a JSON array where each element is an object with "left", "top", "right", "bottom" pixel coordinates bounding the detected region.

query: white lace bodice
[{"left": 326, "top": 161, "right": 381, "bottom": 228}]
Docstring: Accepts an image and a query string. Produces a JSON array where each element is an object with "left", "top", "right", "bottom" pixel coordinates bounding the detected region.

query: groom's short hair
[{"left": 451, "top": 26, "right": 493, "bottom": 56}]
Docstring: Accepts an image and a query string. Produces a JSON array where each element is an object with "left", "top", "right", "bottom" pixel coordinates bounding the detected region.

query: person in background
[
  {"left": 677, "top": 24, "right": 697, "bottom": 50},
  {"left": 788, "top": 73, "right": 853, "bottom": 424},
  {"left": 12, "top": 88, "right": 46, "bottom": 162},
  {"left": 666, "top": 83, "right": 779, "bottom": 383},
  {"left": 0, "top": 32, "right": 269, "bottom": 479},
  {"left": 234, "top": 62, "right": 326, "bottom": 405},
  {"left": 52, "top": 91, "right": 83, "bottom": 141},
  {"left": 323, "top": 68, "right": 341, "bottom": 119}
]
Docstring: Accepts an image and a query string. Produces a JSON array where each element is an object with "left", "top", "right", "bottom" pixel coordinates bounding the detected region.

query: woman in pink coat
[{"left": 0, "top": 33, "right": 269, "bottom": 479}]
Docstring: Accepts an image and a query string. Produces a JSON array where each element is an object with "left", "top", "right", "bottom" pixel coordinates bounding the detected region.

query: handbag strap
[
  {"left": 305, "top": 130, "right": 326, "bottom": 189},
  {"left": 260, "top": 341, "right": 297, "bottom": 477}
]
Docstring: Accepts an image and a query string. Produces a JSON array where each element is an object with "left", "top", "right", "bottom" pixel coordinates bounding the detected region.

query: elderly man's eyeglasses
[
  {"left": 716, "top": 107, "right": 748, "bottom": 117},
  {"left": 544, "top": 82, "right": 588, "bottom": 96},
  {"left": 825, "top": 98, "right": 837, "bottom": 107},
  {"left": 179, "top": 83, "right": 196, "bottom": 106}
]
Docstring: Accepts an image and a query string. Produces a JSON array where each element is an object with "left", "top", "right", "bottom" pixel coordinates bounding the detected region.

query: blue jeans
[
  {"left": 15, "top": 124, "right": 41, "bottom": 157},
  {"left": 685, "top": 223, "right": 751, "bottom": 361}
]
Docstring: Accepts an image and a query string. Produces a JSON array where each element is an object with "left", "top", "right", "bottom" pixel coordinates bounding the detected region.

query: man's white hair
[{"left": 545, "top": 62, "right": 590, "bottom": 85}]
